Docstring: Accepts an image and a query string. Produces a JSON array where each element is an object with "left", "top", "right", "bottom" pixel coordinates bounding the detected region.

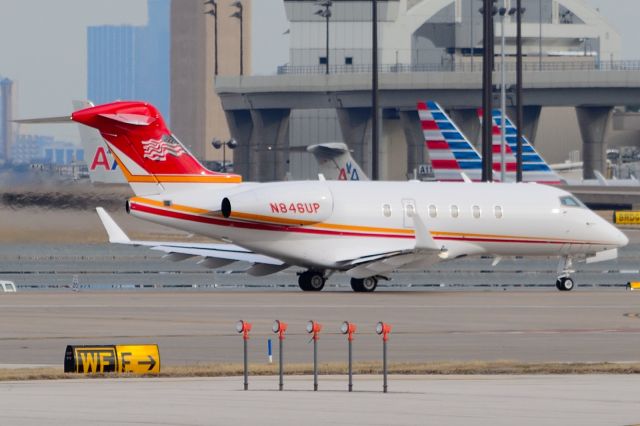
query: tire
[
  {"left": 556, "top": 279, "right": 563, "bottom": 291},
  {"left": 350, "top": 278, "right": 364, "bottom": 292},
  {"left": 556, "top": 277, "right": 575, "bottom": 292},
  {"left": 298, "top": 273, "right": 312, "bottom": 291},
  {"left": 308, "top": 273, "right": 325, "bottom": 291},
  {"left": 350, "top": 277, "right": 378, "bottom": 293},
  {"left": 299, "top": 271, "right": 325, "bottom": 292},
  {"left": 561, "top": 277, "right": 575, "bottom": 291}
]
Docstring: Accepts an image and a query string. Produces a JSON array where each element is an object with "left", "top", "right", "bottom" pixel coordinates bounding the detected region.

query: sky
[{"left": 0, "top": 0, "right": 637, "bottom": 142}]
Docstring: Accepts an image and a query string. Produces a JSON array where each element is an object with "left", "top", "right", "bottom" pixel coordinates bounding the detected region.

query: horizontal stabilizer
[{"left": 13, "top": 116, "right": 71, "bottom": 124}]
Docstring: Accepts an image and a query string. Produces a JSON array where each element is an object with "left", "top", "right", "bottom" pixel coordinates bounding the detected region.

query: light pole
[
  {"left": 204, "top": 0, "right": 218, "bottom": 76},
  {"left": 539, "top": 0, "right": 543, "bottom": 70},
  {"left": 371, "top": 0, "right": 379, "bottom": 180},
  {"left": 314, "top": 1, "right": 332, "bottom": 75},
  {"left": 480, "top": 0, "right": 497, "bottom": 182},
  {"left": 212, "top": 138, "right": 237, "bottom": 172},
  {"left": 499, "top": 5, "right": 517, "bottom": 182},
  {"left": 515, "top": 1, "right": 525, "bottom": 182},
  {"left": 231, "top": 1, "right": 244, "bottom": 76}
]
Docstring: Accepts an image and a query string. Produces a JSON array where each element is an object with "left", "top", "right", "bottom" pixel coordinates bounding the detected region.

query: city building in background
[
  {"left": 0, "top": 77, "right": 15, "bottom": 164},
  {"left": 87, "top": 0, "right": 170, "bottom": 122},
  {"left": 171, "top": 0, "right": 251, "bottom": 161},
  {"left": 12, "top": 134, "right": 83, "bottom": 166}
]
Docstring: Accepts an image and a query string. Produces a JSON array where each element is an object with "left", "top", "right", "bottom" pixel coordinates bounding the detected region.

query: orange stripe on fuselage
[{"left": 131, "top": 198, "right": 604, "bottom": 244}]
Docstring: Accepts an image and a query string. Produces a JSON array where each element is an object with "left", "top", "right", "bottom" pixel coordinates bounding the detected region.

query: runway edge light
[
  {"left": 307, "top": 320, "right": 323, "bottom": 391},
  {"left": 236, "top": 320, "right": 252, "bottom": 390}
]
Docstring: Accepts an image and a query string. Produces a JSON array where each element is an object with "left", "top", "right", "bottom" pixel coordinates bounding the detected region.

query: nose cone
[{"left": 613, "top": 227, "right": 629, "bottom": 248}]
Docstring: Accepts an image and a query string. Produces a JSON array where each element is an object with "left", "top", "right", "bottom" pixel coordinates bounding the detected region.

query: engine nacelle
[{"left": 221, "top": 182, "right": 333, "bottom": 226}]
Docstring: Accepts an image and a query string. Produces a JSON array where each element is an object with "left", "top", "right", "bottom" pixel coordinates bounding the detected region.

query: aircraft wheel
[
  {"left": 299, "top": 271, "right": 325, "bottom": 292},
  {"left": 556, "top": 277, "right": 575, "bottom": 292},
  {"left": 350, "top": 277, "right": 378, "bottom": 293}
]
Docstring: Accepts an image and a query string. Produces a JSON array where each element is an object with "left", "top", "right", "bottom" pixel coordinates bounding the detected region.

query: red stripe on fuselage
[{"left": 130, "top": 201, "right": 602, "bottom": 246}]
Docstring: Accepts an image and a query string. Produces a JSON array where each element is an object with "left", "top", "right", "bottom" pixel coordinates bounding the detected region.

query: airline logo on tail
[
  {"left": 142, "top": 136, "right": 186, "bottom": 161},
  {"left": 479, "top": 109, "right": 564, "bottom": 184},
  {"left": 90, "top": 146, "right": 119, "bottom": 171},
  {"left": 418, "top": 101, "right": 483, "bottom": 182},
  {"left": 338, "top": 162, "right": 361, "bottom": 181}
]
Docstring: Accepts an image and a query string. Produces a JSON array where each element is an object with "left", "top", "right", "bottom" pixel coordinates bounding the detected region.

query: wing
[
  {"left": 96, "top": 208, "right": 288, "bottom": 276},
  {"left": 339, "top": 212, "right": 483, "bottom": 278}
]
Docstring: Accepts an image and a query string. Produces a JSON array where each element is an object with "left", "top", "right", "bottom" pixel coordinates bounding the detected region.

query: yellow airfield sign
[
  {"left": 613, "top": 211, "right": 640, "bottom": 225},
  {"left": 64, "top": 344, "right": 160, "bottom": 375},
  {"left": 116, "top": 345, "right": 160, "bottom": 374}
]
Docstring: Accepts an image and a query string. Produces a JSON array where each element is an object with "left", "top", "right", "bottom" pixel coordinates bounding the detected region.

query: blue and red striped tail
[
  {"left": 479, "top": 109, "right": 565, "bottom": 184},
  {"left": 417, "top": 101, "right": 483, "bottom": 182}
]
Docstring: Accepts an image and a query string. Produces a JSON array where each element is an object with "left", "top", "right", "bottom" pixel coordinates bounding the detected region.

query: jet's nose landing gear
[
  {"left": 350, "top": 276, "right": 378, "bottom": 292},
  {"left": 556, "top": 256, "right": 576, "bottom": 291},
  {"left": 298, "top": 270, "right": 326, "bottom": 292},
  {"left": 556, "top": 276, "right": 575, "bottom": 291}
]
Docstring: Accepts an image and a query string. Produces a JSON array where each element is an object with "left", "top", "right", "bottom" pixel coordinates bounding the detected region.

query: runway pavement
[
  {"left": 1, "top": 375, "right": 639, "bottom": 425},
  {"left": 2, "top": 291, "right": 640, "bottom": 366}
]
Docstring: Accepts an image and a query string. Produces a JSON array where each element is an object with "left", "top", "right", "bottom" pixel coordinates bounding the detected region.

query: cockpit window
[{"left": 560, "top": 196, "right": 584, "bottom": 208}]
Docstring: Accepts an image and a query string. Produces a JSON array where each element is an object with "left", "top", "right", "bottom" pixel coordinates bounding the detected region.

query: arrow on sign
[{"left": 138, "top": 355, "right": 156, "bottom": 371}]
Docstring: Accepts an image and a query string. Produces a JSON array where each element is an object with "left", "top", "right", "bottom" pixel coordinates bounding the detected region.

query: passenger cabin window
[
  {"left": 405, "top": 204, "right": 415, "bottom": 217},
  {"left": 450, "top": 205, "right": 459, "bottom": 218},
  {"left": 428, "top": 204, "right": 437, "bottom": 218},
  {"left": 560, "top": 196, "right": 583, "bottom": 208},
  {"left": 472, "top": 205, "right": 481, "bottom": 219},
  {"left": 494, "top": 205, "right": 503, "bottom": 219},
  {"left": 382, "top": 204, "right": 392, "bottom": 217}
]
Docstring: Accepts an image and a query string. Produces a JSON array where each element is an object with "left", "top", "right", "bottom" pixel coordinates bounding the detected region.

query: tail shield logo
[{"left": 142, "top": 135, "right": 186, "bottom": 161}]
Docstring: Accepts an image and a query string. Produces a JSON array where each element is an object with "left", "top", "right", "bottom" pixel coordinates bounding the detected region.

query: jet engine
[{"left": 221, "top": 182, "right": 333, "bottom": 226}]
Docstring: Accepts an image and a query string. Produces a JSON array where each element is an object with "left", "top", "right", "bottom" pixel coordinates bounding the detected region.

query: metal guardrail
[{"left": 277, "top": 60, "right": 640, "bottom": 75}]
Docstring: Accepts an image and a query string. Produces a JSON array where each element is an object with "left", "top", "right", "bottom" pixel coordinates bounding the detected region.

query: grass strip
[{"left": 2, "top": 361, "right": 640, "bottom": 381}]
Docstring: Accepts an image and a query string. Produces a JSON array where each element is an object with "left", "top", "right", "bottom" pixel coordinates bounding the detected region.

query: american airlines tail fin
[
  {"left": 306, "top": 142, "right": 368, "bottom": 181},
  {"left": 417, "top": 101, "right": 483, "bottom": 182},
  {"left": 73, "top": 101, "right": 126, "bottom": 185},
  {"left": 71, "top": 101, "right": 241, "bottom": 196},
  {"left": 480, "top": 109, "right": 564, "bottom": 184}
]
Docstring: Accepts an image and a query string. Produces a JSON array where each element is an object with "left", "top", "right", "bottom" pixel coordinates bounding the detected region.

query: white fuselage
[{"left": 127, "top": 181, "right": 628, "bottom": 271}]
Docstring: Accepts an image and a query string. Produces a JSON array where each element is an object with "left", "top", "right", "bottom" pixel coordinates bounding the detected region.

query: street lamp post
[
  {"left": 516, "top": 1, "right": 525, "bottom": 182},
  {"left": 499, "top": 5, "right": 517, "bottom": 182},
  {"left": 204, "top": 0, "right": 218, "bottom": 76},
  {"left": 371, "top": 0, "right": 379, "bottom": 180},
  {"left": 231, "top": 1, "right": 244, "bottom": 76},
  {"left": 480, "top": 0, "right": 496, "bottom": 182},
  {"left": 314, "top": 1, "right": 332, "bottom": 75},
  {"left": 212, "top": 138, "right": 238, "bottom": 172}
]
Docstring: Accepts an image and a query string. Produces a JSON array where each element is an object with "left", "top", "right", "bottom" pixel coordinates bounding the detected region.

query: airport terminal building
[{"left": 217, "top": 0, "right": 640, "bottom": 181}]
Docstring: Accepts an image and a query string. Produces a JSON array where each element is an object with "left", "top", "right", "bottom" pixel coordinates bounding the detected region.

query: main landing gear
[
  {"left": 556, "top": 256, "right": 575, "bottom": 292},
  {"left": 350, "top": 277, "right": 378, "bottom": 292},
  {"left": 298, "top": 270, "right": 326, "bottom": 292}
]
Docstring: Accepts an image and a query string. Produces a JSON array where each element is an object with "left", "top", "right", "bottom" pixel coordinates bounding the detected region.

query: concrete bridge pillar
[
  {"left": 505, "top": 105, "right": 542, "bottom": 144},
  {"left": 448, "top": 109, "right": 481, "bottom": 147},
  {"left": 399, "top": 110, "right": 424, "bottom": 177},
  {"left": 336, "top": 108, "right": 371, "bottom": 176},
  {"left": 576, "top": 106, "right": 612, "bottom": 180},
  {"left": 224, "top": 109, "right": 253, "bottom": 178},
  {"left": 249, "top": 109, "right": 291, "bottom": 182}
]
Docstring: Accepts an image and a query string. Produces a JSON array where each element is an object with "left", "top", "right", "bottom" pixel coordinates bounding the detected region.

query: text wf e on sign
[{"left": 64, "top": 345, "right": 160, "bottom": 374}]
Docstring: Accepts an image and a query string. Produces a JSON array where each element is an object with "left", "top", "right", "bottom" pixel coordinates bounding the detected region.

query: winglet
[
  {"left": 411, "top": 212, "right": 441, "bottom": 251},
  {"left": 96, "top": 207, "right": 131, "bottom": 244}
]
